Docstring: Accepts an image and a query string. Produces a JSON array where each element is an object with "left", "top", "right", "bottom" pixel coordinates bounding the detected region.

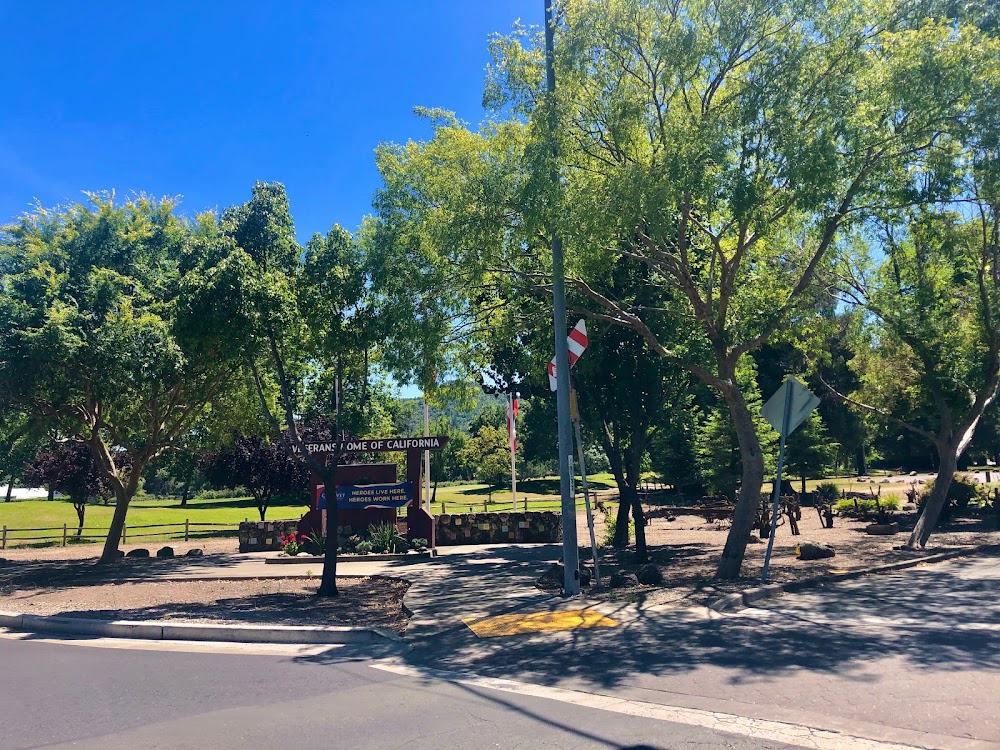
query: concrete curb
[
  {"left": 264, "top": 551, "right": 435, "bottom": 564},
  {"left": 709, "top": 543, "right": 1000, "bottom": 613},
  {"left": 0, "top": 610, "right": 403, "bottom": 645}
]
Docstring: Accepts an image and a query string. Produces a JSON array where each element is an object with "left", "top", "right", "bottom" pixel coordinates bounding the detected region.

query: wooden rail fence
[{"left": 0, "top": 520, "right": 240, "bottom": 549}]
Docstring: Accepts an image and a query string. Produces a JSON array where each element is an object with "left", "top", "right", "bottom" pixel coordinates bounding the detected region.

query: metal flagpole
[
  {"left": 761, "top": 382, "right": 794, "bottom": 583},
  {"left": 509, "top": 393, "right": 518, "bottom": 511},
  {"left": 544, "top": 0, "right": 580, "bottom": 596},
  {"left": 423, "top": 398, "right": 431, "bottom": 512}
]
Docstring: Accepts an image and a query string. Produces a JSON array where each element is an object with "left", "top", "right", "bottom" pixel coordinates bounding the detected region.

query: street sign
[
  {"left": 761, "top": 378, "right": 820, "bottom": 437},
  {"left": 760, "top": 377, "right": 820, "bottom": 584},
  {"left": 548, "top": 319, "right": 588, "bottom": 391}
]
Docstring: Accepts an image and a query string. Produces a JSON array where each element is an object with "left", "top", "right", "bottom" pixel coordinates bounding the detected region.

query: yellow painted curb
[{"left": 463, "top": 609, "right": 618, "bottom": 638}]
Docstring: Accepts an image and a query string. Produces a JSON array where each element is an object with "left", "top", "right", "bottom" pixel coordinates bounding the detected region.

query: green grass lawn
[
  {"left": 0, "top": 495, "right": 308, "bottom": 548},
  {"left": 1, "top": 472, "right": 635, "bottom": 548}
]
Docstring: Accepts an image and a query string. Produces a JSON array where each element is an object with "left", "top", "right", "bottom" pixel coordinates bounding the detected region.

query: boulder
[
  {"left": 115, "top": 550, "right": 125, "bottom": 558},
  {"left": 125, "top": 548, "right": 150, "bottom": 558},
  {"left": 865, "top": 522, "right": 899, "bottom": 536},
  {"left": 579, "top": 565, "right": 593, "bottom": 587},
  {"left": 637, "top": 563, "right": 663, "bottom": 585},
  {"left": 795, "top": 541, "right": 835, "bottom": 560},
  {"left": 610, "top": 570, "right": 639, "bottom": 588},
  {"left": 185, "top": 548, "right": 204, "bottom": 557},
  {"left": 156, "top": 546, "right": 174, "bottom": 558}
]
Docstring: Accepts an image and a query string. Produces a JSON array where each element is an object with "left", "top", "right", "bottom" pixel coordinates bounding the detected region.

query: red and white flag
[
  {"left": 547, "top": 319, "right": 589, "bottom": 391},
  {"left": 506, "top": 394, "right": 519, "bottom": 452}
]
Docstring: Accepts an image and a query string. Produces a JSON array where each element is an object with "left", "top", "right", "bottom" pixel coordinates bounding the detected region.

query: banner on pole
[{"left": 548, "top": 319, "right": 589, "bottom": 391}]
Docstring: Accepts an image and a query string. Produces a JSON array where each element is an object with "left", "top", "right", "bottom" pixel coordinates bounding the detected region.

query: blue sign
[{"left": 319, "top": 481, "right": 414, "bottom": 510}]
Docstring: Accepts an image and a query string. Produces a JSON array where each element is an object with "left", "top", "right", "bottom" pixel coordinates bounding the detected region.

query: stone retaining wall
[
  {"left": 435, "top": 511, "right": 561, "bottom": 546},
  {"left": 238, "top": 520, "right": 300, "bottom": 552}
]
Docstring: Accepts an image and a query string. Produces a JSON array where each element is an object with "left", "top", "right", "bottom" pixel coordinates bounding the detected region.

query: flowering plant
[{"left": 280, "top": 532, "right": 303, "bottom": 556}]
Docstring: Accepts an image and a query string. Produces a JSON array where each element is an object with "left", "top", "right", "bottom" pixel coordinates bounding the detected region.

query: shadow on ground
[{"left": 296, "top": 549, "right": 1000, "bottom": 695}]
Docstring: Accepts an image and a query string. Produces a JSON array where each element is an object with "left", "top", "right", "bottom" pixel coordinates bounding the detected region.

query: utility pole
[{"left": 545, "top": 0, "right": 579, "bottom": 595}]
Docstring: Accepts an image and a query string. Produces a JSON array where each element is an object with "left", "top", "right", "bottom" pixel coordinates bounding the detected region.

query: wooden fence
[
  {"left": 436, "top": 489, "right": 619, "bottom": 516},
  {"left": 0, "top": 520, "right": 240, "bottom": 549}
]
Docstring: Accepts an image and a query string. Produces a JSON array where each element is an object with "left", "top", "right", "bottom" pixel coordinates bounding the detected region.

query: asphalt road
[
  {"left": 0, "top": 637, "right": 802, "bottom": 750},
  {"left": 1, "top": 552, "right": 997, "bottom": 750}
]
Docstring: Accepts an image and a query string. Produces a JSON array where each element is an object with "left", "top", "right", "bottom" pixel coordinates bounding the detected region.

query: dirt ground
[
  {"left": 570, "top": 503, "right": 1000, "bottom": 607},
  {"left": 0, "top": 575, "right": 410, "bottom": 633},
  {"left": 0, "top": 537, "right": 239, "bottom": 561}
]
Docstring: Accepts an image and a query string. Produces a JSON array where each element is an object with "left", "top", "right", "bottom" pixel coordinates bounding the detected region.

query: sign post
[
  {"left": 570, "top": 388, "right": 601, "bottom": 586},
  {"left": 760, "top": 377, "right": 820, "bottom": 583}
]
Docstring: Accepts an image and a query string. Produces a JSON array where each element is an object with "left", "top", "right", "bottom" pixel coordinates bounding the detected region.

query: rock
[
  {"left": 795, "top": 541, "right": 836, "bottom": 560},
  {"left": 156, "top": 546, "right": 174, "bottom": 558},
  {"left": 909, "top": 470, "right": 917, "bottom": 476},
  {"left": 610, "top": 570, "right": 639, "bottom": 588},
  {"left": 185, "top": 548, "right": 204, "bottom": 557},
  {"left": 115, "top": 550, "right": 125, "bottom": 558},
  {"left": 637, "top": 563, "right": 663, "bottom": 585},
  {"left": 666, "top": 515, "right": 676, "bottom": 522},
  {"left": 865, "top": 522, "right": 899, "bottom": 536},
  {"left": 579, "top": 565, "right": 593, "bottom": 586},
  {"left": 125, "top": 548, "right": 150, "bottom": 558}
]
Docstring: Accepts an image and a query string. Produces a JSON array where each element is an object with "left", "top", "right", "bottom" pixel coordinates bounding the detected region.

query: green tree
[
  {"left": 695, "top": 360, "right": 777, "bottom": 501},
  {"left": 480, "top": 0, "right": 992, "bottom": 577},
  {"left": 784, "top": 411, "right": 839, "bottom": 495},
  {"left": 368, "top": 1, "right": 992, "bottom": 578},
  {"left": 0, "top": 195, "right": 246, "bottom": 561},
  {"left": 831, "top": 207, "right": 1000, "bottom": 546},
  {"left": 459, "top": 424, "right": 511, "bottom": 487}
]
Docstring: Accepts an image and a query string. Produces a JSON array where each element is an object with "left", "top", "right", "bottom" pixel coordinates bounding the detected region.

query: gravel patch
[{"left": 563, "top": 504, "right": 1000, "bottom": 607}]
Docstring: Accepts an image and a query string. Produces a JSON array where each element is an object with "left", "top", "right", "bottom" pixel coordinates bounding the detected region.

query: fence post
[
  {"left": 184, "top": 519, "right": 189, "bottom": 542},
  {"left": 2, "top": 525, "right": 5, "bottom": 549},
  {"left": 442, "top": 503, "right": 447, "bottom": 514},
  {"left": 524, "top": 495, "right": 528, "bottom": 512},
  {"left": 62, "top": 524, "right": 67, "bottom": 547},
  {"left": 121, "top": 524, "right": 126, "bottom": 545}
]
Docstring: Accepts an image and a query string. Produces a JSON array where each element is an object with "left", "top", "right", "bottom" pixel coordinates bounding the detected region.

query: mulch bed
[
  {"left": 0, "top": 562, "right": 410, "bottom": 634},
  {"left": 554, "top": 507, "right": 1000, "bottom": 608}
]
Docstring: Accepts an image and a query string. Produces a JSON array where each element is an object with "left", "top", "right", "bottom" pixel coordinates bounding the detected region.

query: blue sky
[{"left": 0, "top": 1, "right": 539, "bottom": 240}]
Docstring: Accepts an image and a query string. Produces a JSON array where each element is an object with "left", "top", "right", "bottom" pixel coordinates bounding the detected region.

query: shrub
[
  {"left": 600, "top": 505, "right": 634, "bottom": 548},
  {"left": 835, "top": 496, "right": 901, "bottom": 518},
  {"left": 195, "top": 488, "right": 250, "bottom": 500},
  {"left": 280, "top": 532, "right": 303, "bottom": 556},
  {"left": 368, "top": 522, "right": 406, "bottom": 554},
  {"left": 355, "top": 541, "right": 373, "bottom": 555},
  {"left": 920, "top": 474, "right": 984, "bottom": 510},
  {"left": 302, "top": 531, "right": 325, "bottom": 555},
  {"left": 410, "top": 537, "right": 429, "bottom": 550},
  {"left": 814, "top": 482, "right": 840, "bottom": 504}
]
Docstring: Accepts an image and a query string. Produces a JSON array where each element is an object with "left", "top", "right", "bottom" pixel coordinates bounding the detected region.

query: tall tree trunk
[
  {"left": 432, "top": 475, "right": 438, "bottom": 505},
  {"left": 75, "top": 502, "right": 86, "bottom": 537},
  {"left": 99, "top": 487, "right": 133, "bottom": 562},
  {"left": 5, "top": 477, "right": 13, "bottom": 502},
  {"left": 624, "top": 431, "right": 648, "bottom": 564},
  {"left": 907, "top": 445, "right": 958, "bottom": 548},
  {"left": 47, "top": 484, "right": 54, "bottom": 502},
  {"left": 716, "top": 375, "right": 766, "bottom": 580},
  {"left": 601, "top": 424, "right": 632, "bottom": 548},
  {"left": 180, "top": 483, "right": 189, "bottom": 507},
  {"left": 257, "top": 490, "right": 269, "bottom": 521},
  {"left": 317, "top": 465, "right": 339, "bottom": 597},
  {"left": 801, "top": 475, "right": 807, "bottom": 496}
]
